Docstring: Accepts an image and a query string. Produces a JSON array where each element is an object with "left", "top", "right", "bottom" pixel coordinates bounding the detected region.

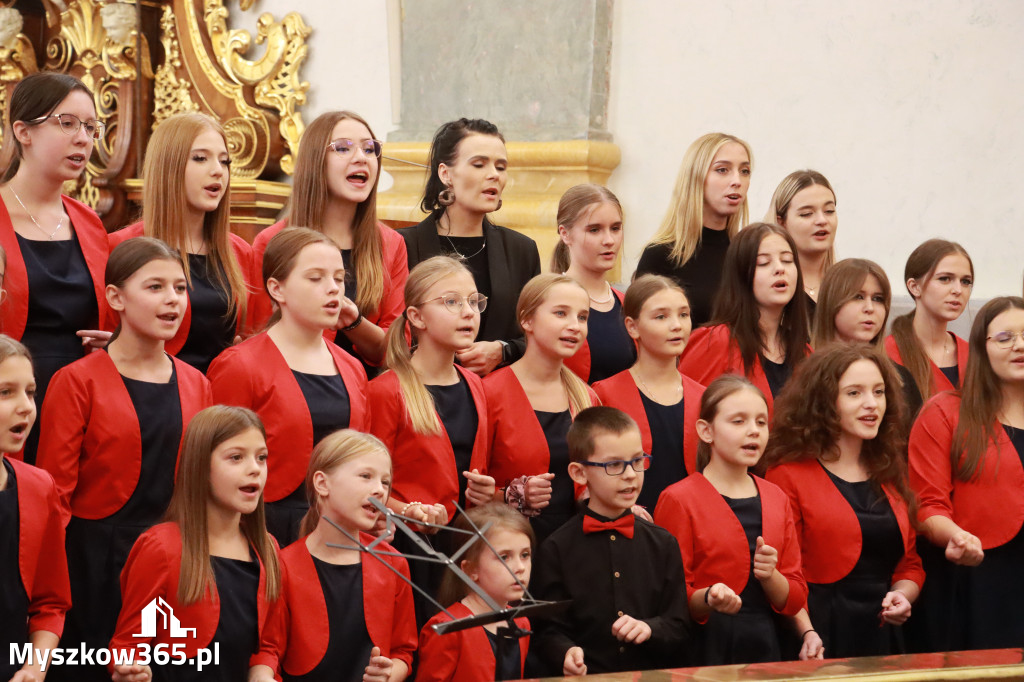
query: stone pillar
[{"left": 378, "top": 0, "right": 621, "bottom": 273}]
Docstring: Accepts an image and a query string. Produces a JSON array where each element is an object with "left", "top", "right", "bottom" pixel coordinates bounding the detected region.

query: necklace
[
  {"left": 589, "top": 282, "right": 614, "bottom": 304},
  {"left": 9, "top": 184, "right": 64, "bottom": 240},
  {"left": 439, "top": 214, "right": 486, "bottom": 259},
  {"left": 805, "top": 285, "right": 817, "bottom": 296},
  {"left": 632, "top": 368, "right": 682, "bottom": 403}
]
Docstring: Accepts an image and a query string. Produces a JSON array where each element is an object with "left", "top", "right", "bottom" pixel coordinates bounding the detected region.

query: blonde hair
[
  {"left": 383, "top": 256, "right": 472, "bottom": 435},
  {"left": 0, "top": 334, "right": 31, "bottom": 366},
  {"left": 300, "top": 429, "right": 392, "bottom": 537},
  {"left": 516, "top": 274, "right": 595, "bottom": 415},
  {"left": 648, "top": 132, "right": 752, "bottom": 266},
  {"left": 289, "top": 111, "right": 385, "bottom": 317},
  {"left": 142, "top": 113, "right": 248, "bottom": 326},
  {"left": 167, "top": 406, "right": 280, "bottom": 604},
  {"left": 765, "top": 169, "right": 838, "bottom": 271},
  {"left": 550, "top": 184, "right": 623, "bottom": 273}
]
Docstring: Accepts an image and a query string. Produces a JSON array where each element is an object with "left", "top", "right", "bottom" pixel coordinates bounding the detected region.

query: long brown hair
[
  {"left": 812, "top": 258, "right": 891, "bottom": 350},
  {"left": 550, "top": 184, "right": 623, "bottom": 273},
  {"left": 383, "top": 256, "right": 473, "bottom": 435},
  {"left": 711, "top": 222, "right": 809, "bottom": 376},
  {"left": 695, "top": 375, "right": 767, "bottom": 473},
  {"left": 951, "top": 296, "right": 1024, "bottom": 481},
  {"left": 105, "top": 237, "right": 182, "bottom": 343},
  {"left": 167, "top": 405, "right": 280, "bottom": 604},
  {"left": 765, "top": 344, "right": 916, "bottom": 512},
  {"left": 889, "top": 239, "right": 973, "bottom": 401},
  {"left": 516, "top": 274, "right": 595, "bottom": 415},
  {"left": 300, "top": 429, "right": 391, "bottom": 537},
  {"left": 261, "top": 227, "right": 341, "bottom": 327},
  {"left": 141, "top": 113, "right": 248, "bottom": 325},
  {"left": 437, "top": 503, "right": 535, "bottom": 606},
  {"left": 289, "top": 111, "right": 385, "bottom": 316}
]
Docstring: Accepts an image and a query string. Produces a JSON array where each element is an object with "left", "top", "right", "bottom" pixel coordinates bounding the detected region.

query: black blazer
[{"left": 398, "top": 214, "right": 541, "bottom": 363}]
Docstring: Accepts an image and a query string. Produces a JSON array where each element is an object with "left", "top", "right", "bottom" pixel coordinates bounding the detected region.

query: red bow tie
[{"left": 583, "top": 513, "right": 634, "bottom": 539}]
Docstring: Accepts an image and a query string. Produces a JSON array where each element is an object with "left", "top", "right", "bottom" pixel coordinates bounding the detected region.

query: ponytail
[{"left": 383, "top": 314, "right": 443, "bottom": 435}]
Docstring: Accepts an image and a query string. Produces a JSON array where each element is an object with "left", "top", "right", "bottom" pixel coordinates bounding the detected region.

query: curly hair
[{"left": 765, "top": 344, "right": 916, "bottom": 513}]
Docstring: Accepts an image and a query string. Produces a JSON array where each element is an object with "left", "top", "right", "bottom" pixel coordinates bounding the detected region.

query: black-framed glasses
[
  {"left": 414, "top": 292, "right": 487, "bottom": 314},
  {"left": 30, "top": 113, "right": 105, "bottom": 140},
  {"left": 326, "top": 138, "right": 383, "bottom": 158},
  {"left": 579, "top": 454, "right": 651, "bottom": 476},
  {"left": 988, "top": 330, "right": 1024, "bottom": 349}
]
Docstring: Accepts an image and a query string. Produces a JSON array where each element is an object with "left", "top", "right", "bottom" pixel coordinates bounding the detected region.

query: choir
[{"left": 4, "top": 69, "right": 1024, "bottom": 681}]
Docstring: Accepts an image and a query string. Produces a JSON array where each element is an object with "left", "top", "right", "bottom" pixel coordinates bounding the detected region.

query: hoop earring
[
  {"left": 495, "top": 198, "right": 503, "bottom": 211},
  {"left": 438, "top": 184, "right": 455, "bottom": 207}
]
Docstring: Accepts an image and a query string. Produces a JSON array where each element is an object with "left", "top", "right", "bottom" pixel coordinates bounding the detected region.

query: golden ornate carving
[
  {"left": 152, "top": 4, "right": 199, "bottom": 127},
  {"left": 0, "top": 7, "right": 38, "bottom": 149}
]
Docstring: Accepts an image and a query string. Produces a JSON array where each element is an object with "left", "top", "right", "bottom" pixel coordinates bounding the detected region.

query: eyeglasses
[
  {"left": 987, "top": 330, "right": 1024, "bottom": 349},
  {"left": 414, "top": 292, "right": 488, "bottom": 314},
  {"left": 30, "top": 113, "right": 105, "bottom": 140},
  {"left": 579, "top": 454, "right": 651, "bottom": 476},
  {"left": 326, "top": 138, "right": 382, "bottom": 158}
]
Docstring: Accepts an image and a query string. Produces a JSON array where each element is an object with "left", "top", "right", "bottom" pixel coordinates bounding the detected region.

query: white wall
[
  {"left": 609, "top": 0, "right": 1024, "bottom": 301},
  {"left": 234, "top": 1, "right": 1024, "bottom": 302}
]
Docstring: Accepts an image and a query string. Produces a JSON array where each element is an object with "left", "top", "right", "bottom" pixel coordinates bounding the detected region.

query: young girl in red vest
[
  {"left": 766, "top": 344, "right": 923, "bottom": 657},
  {"left": 209, "top": 227, "right": 370, "bottom": 546},
  {"left": 485, "top": 274, "right": 599, "bottom": 543},
  {"left": 252, "top": 429, "right": 416, "bottom": 682},
  {"left": 593, "top": 274, "right": 704, "bottom": 509},
  {"left": 417, "top": 503, "right": 534, "bottom": 682},
  {"left": 655, "top": 375, "right": 807, "bottom": 664},
  {"left": 0, "top": 335, "right": 71, "bottom": 682},
  {"left": 553, "top": 184, "right": 634, "bottom": 384},
  {"left": 110, "top": 405, "right": 281, "bottom": 682},
  {"left": 37, "top": 237, "right": 211, "bottom": 681}
]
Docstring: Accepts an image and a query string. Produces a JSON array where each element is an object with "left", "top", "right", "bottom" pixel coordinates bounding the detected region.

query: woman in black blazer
[{"left": 399, "top": 118, "right": 540, "bottom": 376}]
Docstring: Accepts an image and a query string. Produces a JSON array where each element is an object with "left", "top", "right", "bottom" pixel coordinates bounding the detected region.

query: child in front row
[
  {"left": 654, "top": 375, "right": 809, "bottom": 665},
  {"left": 417, "top": 503, "right": 534, "bottom": 682},
  {"left": 531, "top": 406, "right": 692, "bottom": 675}
]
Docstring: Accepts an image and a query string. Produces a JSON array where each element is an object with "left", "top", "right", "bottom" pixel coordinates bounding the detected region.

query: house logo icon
[{"left": 133, "top": 597, "right": 197, "bottom": 638}]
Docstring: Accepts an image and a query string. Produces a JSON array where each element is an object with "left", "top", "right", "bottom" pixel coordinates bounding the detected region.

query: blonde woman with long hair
[
  {"left": 250, "top": 111, "right": 408, "bottom": 376},
  {"left": 485, "top": 273, "right": 599, "bottom": 543},
  {"left": 635, "top": 132, "right": 752, "bottom": 327},
  {"left": 108, "top": 112, "right": 252, "bottom": 374}
]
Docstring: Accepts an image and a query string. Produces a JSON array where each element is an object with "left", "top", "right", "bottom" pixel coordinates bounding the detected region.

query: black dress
[
  {"left": 177, "top": 253, "right": 235, "bottom": 375},
  {"left": 637, "top": 393, "right": 686, "bottom": 510},
  {"left": 57, "top": 368, "right": 182, "bottom": 682},
  {"left": 808, "top": 468, "right": 904, "bottom": 657},
  {"left": 939, "top": 364, "right": 959, "bottom": 389},
  {"left": 635, "top": 227, "right": 731, "bottom": 328},
  {"left": 703, "top": 493, "right": 781, "bottom": 665},
  {"left": 284, "top": 557, "right": 373, "bottom": 681},
  {"left": 17, "top": 233, "right": 97, "bottom": 464},
  {"left": 760, "top": 355, "right": 794, "bottom": 399},
  {"left": 332, "top": 249, "right": 374, "bottom": 381},
  {"left": 487, "top": 626, "right": 523, "bottom": 681},
  {"left": 0, "top": 458, "right": 29, "bottom": 680},
  {"left": 532, "top": 410, "right": 574, "bottom": 545},
  {"left": 266, "top": 371, "right": 350, "bottom": 546},
  {"left": 585, "top": 296, "right": 636, "bottom": 383},
  {"left": 426, "top": 375, "right": 479, "bottom": 510}
]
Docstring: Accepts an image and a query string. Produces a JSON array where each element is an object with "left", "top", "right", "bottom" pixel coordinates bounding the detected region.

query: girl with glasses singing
[
  {"left": 368, "top": 256, "right": 495, "bottom": 625},
  {"left": 251, "top": 111, "right": 408, "bottom": 378},
  {"left": 0, "top": 72, "right": 112, "bottom": 464}
]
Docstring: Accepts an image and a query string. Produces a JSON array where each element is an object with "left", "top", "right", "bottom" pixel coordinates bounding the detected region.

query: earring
[
  {"left": 495, "top": 198, "right": 503, "bottom": 211},
  {"left": 438, "top": 184, "right": 455, "bottom": 207}
]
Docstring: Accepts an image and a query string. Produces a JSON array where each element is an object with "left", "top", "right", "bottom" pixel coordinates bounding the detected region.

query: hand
[
  {"left": 369, "top": 512, "right": 391, "bottom": 539},
  {"left": 112, "top": 664, "right": 153, "bottom": 682},
  {"left": 753, "top": 536, "right": 778, "bottom": 581},
  {"left": 405, "top": 502, "right": 448, "bottom": 534},
  {"left": 10, "top": 671, "right": 40, "bottom": 682},
  {"left": 363, "top": 646, "right": 393, "bottom": 682},
  {"left": 706, "top": 583, "right": 742, "bottom": 614},
  {"left": 524, "top": 473, "right": 555, "bottom": 510},
  {"left": 233, "top": 335, "right": 244, "bottom": 346},
  {"left": 456, "top": 340, "right": 503, "bottom": 376},
  {"left": 611, "top": 614, "right": 652, "bottom": 644},
  {"left": 880, "top": 589, "right": 912, "bottom": 625},
  {"left": 77, "top": 329, "right": 112, "bottom": 350},
  {"left": 631, "top": 505, "right": 653, "bottom": 523},
  {"left": 799, "top": 630, "right": 824, "bottom": 660},
  {"left": 336, "top": 297, "right": 362, "bottom": 330},
  {"left": 247, "top": 665, "right": 277, "bottom": 682},
  {"left": 562, "top": 646, "right": 587, "bottom": 676},
  {"left": 464, "top": 469, "right": 496, "bottom": 507},
  {"left": 945, "top": 530, "right": 984, "bottom": 566}
]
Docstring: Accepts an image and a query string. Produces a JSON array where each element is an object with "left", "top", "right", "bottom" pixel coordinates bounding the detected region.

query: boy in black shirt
[{"left": 532, "top": 406, "right": 692, "bottom": 675}]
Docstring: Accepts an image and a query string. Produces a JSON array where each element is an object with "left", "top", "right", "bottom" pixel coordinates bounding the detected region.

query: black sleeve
[
  {"left": 635, "top": 243, "right": 674, "bottom": 279},
  {"left": 529, "top": 537, "right": 578, "bottom": 675},
  {"left": 502, "top": 236, "right": 541, "bottom": 365},
  {"left": 643, "top": 532, "right": 694, "bottom": 662}
]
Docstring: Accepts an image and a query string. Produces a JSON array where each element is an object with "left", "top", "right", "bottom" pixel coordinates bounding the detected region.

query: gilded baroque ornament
[
  {"left": 152, "top": 4, "right": 199, "bottom": 127},
  {"left": 0, "top": 7, "right": 38, "bottom": 149}
]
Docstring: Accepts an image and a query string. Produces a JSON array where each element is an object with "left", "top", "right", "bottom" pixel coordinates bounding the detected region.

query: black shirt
[
  {"left": 823, "top": 468, "right": 903, "bottom": 581},
  {"left": 177, "top": 254, "right": 235, "bottom": 375},
  {"left": 332, "top": 250, "right": 374, "bottom": 380},
  {"left": 532, "top": 507, "right": 693, "bottom": 674},
  {"left": 285, "top": 371, "right": 351, "bottom": 503},
  {"left": 426, "top": 375, "right": 479, "bottom": 509},
  {"left": 486, "top": 627, "right": 522, "bottom": 681},
  {"left": 533, "top": 410, "right": 574, "bottom": 543},
  {"left": 723, "top": 493, "right": 772, "bottom": 614},
  {"left": 939, "top": 364, "right": 960, "bottom": 389},
  {"left": 585, "top": 296, "right": 636, "bottom": 383},
  {"left": 637, "top": 393, "right": 686, "bottom": 510},
  {"left": 635, "top": 227, "right": 731, "bottom": 328},
  {"left": 760, "top": 355, "right": 794, "bottom": 398},
  {"left": 0, "top": 458, "right": 29, "bottom": 678},
  {"left": 442, "top": 235, "right": 491, "bottom": 329}
]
